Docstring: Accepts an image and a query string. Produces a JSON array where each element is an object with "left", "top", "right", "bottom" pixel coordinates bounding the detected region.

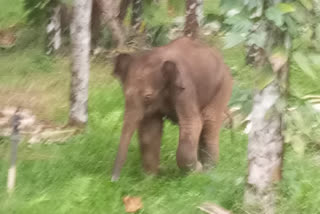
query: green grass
[
  {"left": 0, "top": 78, "right": 248, "bottom": 213},
  {"left": 277, "top": 150, "right": 320, "bottom": 214},
  {"left": 0, "top": 0, "right": 24, "bottom": 28}
]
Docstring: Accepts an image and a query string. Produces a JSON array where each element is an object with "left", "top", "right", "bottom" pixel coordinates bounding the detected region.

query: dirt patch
[
  {"left": 0, "top": 106, "right": 76, "bottom": 144},
  {"left": 0, "top": 27, "right": 16, "bottom": 48}
]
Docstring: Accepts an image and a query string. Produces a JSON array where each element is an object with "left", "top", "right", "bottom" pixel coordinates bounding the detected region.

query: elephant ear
[
  {"left": 162, "top": 60, "right": 185, "bottom": 90},
  {"left": 113, "top": 53, "right": 133, "bottom": 82}
]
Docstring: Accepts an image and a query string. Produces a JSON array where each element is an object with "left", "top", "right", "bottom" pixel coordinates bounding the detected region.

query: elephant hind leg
[
  {"left": 199, "top": 74, "right": 233, "bottom": 170},
  {"left": 198, "top": 115, "right": 223, "bottom": 170},
  {"left": 138, "top": 115, "right": 163, "bottom": 175}
]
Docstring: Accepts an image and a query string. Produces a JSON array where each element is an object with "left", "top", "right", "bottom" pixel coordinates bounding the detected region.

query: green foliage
[
  {"left": 298, "top": 0, "right": 313, "bottom": 10},
  {"left": 143, "top": 0, "right": 171, "bottom": 46},
  {"left": 229, "top": 84, "right": 253, "bottom": 116},
  {"left": 23, "top": 0, "right": 51, "bottom": 25},
  {"left": 255, "top": 63, "right": 275, "bottom": 90},
  {"left": 203, "top": 0, "right": 221, "bottom": 16},
  {"left": 285, "top": 1, "right": 320, "bottom": 78},
  {"left": 265, "top": 3, "right": 295, "bottom": 28},
  {"left": 277, "top": 3, "right": 296, "bottom": 13},
  {"left": 292, "top": 51, "right": 317, "bottom": 79},
  {"left": 143, "top": 1, "right": 171, "bottom": 28},
  {"left": 219, "top": 0, "right": 244, "bottom": 14},
  {"left": 222, "top": 0, "right": 320, "bottom": 159},
  {"left": 284, "top": 103, "right": 320, "bottom": 157},
  {"left": 146, "top": 25, "right": 170, "bottom": 46},
  {"left": 278, "top": 148, "right": 320, "bottom": 214},
  {"left": 224, "top": 14, "right": 253, "bottom": 34},
  {"left": 166, "top": 0, "right": 185, "bottom": 16},
  {"left": 59, "top": 0, "right": 73, "bottom": 6},
  {"left": 222, "top": 1, "right": 296, "bottom": 50},
  {"left": 224, "top": 32, "right": 246, "bottom": 49},
  {"left": 98, "top": 27, "right": 114, "bottom": 49},
  {"left": 247, "top": 29, "right": 267, "bottom": 48}
]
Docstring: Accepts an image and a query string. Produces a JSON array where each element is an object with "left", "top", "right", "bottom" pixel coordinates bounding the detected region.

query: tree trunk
[
  {"left": 98, "top": 0, "right": 126, "bottom": 48},
  {"left": 69, "top": 0, "right": 92, "bottom": 127},
  {"left": 131, "top": 0, "right": 143, "bottom": 31},
  {"left": 91, "top": 0, "right": 102, "bottom": 48},
  {"left": 46, "top": 0, "right": 62, "bottom": 54},
  {"left": 118, "top": 0, "right": 131, "bottom": 22},
  {"left": 244, "top": 48, "right": 288, "bottom": 214},
  {"left": 196, "top": 0, "right": 203, "bottom": 26},
  {"left": 184, "top": 0, "right": 201, "bottom": 38}
]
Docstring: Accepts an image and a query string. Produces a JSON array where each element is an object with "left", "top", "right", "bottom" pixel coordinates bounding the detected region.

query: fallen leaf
[
  {"left": 123, "top": 196, "right": 143, "bottom": 213},
  {"left": 268, "top": 48, "right": 288, "bottom": 73}
]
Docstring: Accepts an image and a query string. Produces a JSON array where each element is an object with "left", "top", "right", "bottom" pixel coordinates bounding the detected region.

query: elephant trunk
[{"left": 111, "top": 109, "right": 142, "bottom": 181}]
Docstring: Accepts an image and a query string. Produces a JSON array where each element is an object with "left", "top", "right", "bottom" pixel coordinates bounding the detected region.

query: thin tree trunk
[
  {"left": 196, "top": 0, "right": 203, "bottom": 26},
  {"left": 118, "top": 0, "right": 131, "bottom": 22},
  {"left": 91, "top": 0, "right": 102, "bottom": 48},
  {"left": 69, "top": 0, "right": 92, "bottom": 127},
  {"left": 131, "top": 0, "right": 143, "bottom": 31},
  {"left": 60, "top": 3, "right": 72, "bottom": 35},
  {"left": 7, "top": 109, "right": 20, "bottom": 194},
  {"left": 46, "top": 1, "right": 62, "bottom": 54},
  {"left": 98, "top": 0, "right": 126, "bottom": 49},
  {"left": 244, "top": 48, "right": 288, "bottom": 214},
  {"left": 184, "top": 0, "right": 201, "bottom": 38}
]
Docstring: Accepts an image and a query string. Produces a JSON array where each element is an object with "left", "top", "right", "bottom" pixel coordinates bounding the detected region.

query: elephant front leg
[
  {"left": 138, "top": 115, "right": 163, "bottom": 175},
  {"left": 176, "top": 117, "right": 203, "bottom": 172}
]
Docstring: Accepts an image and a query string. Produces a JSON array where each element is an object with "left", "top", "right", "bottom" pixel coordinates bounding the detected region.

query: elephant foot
[
  {"left": 194, "top": 161, "right": 203, "bottom": 172},
  {"left": 200, "top": 161, "right": 217, "bottom": 172},
  {"left": 111, "top": 174, "right": 120, "bottom": 182},
  {"left": 178, "top": 161, "right": 203, "bottom": 173},
  {"left": 143, "top": 170, "right": 159, "bottom": 177}
]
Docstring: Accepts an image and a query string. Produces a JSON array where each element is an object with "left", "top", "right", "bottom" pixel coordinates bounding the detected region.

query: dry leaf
[
  {"left": 0, "top": 30, "right": 16, "bottom": 48},
  {"left": 268, "top": 50, "right": 288, "bottom": 73},
  {"left": 123, "top": 196, "right": 143, "bottom": 213}
]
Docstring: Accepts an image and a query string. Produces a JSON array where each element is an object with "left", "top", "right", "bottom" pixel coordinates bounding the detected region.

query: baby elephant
[{"left": 111, "top": 37, "right": 233, "bottom": 181}]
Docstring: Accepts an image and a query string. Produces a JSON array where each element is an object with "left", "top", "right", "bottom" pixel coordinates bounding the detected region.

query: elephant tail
[{"left": 224, "top": 109, "right": 234, "bottom": 144}]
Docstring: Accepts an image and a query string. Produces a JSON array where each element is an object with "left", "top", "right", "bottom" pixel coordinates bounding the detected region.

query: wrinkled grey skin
[{"left": 111, "top": 37, "right": 233, "bottom": 181}]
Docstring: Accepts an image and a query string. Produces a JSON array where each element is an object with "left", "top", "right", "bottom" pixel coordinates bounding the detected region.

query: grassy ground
[
  {"left": 0, "top": 48, "right": 249, "bottom": 213},
  {"left": 1, "top": 41, "right": 320, "bottom": 214},
  {"left": 0, "top": 0, "right": 24, "bottom": 29},
  {"left": 1, "top": 0, "right": 320, "bottom": 214}
]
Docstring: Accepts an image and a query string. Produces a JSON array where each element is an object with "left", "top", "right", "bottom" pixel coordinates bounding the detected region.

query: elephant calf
[{"left": 111, "top": 37, "right": 233, "bottom": 181}]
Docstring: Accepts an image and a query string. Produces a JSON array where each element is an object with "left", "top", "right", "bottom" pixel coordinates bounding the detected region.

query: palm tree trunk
[
  {"left": 196, "top": 0, "right": 203, "bottom": 26},
  {"left": 244, "top": 48, "right": 289, "bottom": 214},
  {"left": 131, "top": 0, "right": 143, "bottom": 31},
  {"left": 184, "top": 0, "right": 201, "bottom": 38},
  {"left": 118, "top": 0, "right": 131, "bottom": 22},
  {"left": 98, "top": 0, "right": 126, "bottom": 48},
  {"left": 69, "top": 0, "right": 92, "bottom": 127},
  {"left": 91, "top": 0, "right": 102, "bottom": 49}
]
